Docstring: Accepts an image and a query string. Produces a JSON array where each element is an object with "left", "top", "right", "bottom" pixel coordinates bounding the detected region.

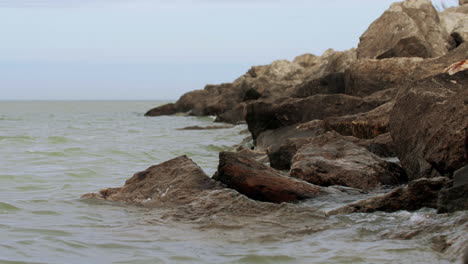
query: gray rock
[{"left": 437, "top": 183, "right": 468, "bottom": 213}]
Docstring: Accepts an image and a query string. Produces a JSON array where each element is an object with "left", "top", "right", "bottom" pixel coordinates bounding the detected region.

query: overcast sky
[{"left": 0, "top": 0, "right": 459, "bottom": 100}]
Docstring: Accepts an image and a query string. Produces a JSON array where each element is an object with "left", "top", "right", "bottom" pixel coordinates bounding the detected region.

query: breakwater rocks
[{"left": 86, "top": 0, "right": 468, "bottom": 262}]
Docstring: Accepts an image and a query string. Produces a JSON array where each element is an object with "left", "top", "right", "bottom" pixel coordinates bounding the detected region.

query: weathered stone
[
  {"left": 389, "top": 71, "right": 468, "bottom": 180},
  {"left": 437, "top": 183, "right": 468, "bottom": 213},
  {"left": 440, "top": 5, "right": 468, "bottom": 46},
  {"left": 292, "top": 72, "right": 346, "bottom": 98},
  {"left": 81, "top": 155, "right": 223, "bottom": 207},
  {"left": 357, "top": 0, "right": 453, "bottom": 59},
  {"left": 328, "top": 177, "right": 452, "bottom": 215},
  {"left": 323, "top": 101, "right": 394, "bottom": 139},
  {"left": 144, "top": 103, "right": 178, "bottom": 116},
  {"left": 453, "top": 166, "right": 468, "bottom": 186},
  {"left": 290, "top": 131, "right": 407, "bottom": 190},
  {"left": 212, "top": 152, "right": 333, "bottom": 203},
  {"left": 246, "top": 93, "right": 385, "bottom": 140},
  {"left": 345, "top": 58, "right": 423, "bottom": 97}
]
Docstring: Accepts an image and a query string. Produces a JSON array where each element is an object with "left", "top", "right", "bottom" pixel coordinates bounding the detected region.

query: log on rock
[
  {"left": 212, "top": 152, "right": 333, "bottom": 203},
  {"left": 82, "top": 155, "right": 222, "bottom": 207},
  {"left": 328, "top": 177, "right": 452, "bottom": 215},
  {"left": 290, "top": 131, "right": 407, "bottom": 190}
]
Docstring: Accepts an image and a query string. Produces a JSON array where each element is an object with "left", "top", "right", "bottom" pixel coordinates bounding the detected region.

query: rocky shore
[{"left": 83, "top": 0, "right": 468, "bottom": 262}]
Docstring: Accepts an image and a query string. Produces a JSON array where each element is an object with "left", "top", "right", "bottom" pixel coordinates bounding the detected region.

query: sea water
[{"left": 0, "top": 101, "right": 464, "bottom": 264}]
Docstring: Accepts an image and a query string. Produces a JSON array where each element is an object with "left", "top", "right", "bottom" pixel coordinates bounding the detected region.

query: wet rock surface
[
  {"left": 213, "top": 152, "right": 335, "bottom": 203},
  {"left": 328, "top": 177, "right": 452, "bottom": 215},
  {"left": 290, "top": 132, "right": 407, "bottom": 190}
]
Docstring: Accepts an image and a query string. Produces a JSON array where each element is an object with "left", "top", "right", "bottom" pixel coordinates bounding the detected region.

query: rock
[
  {"left": 389, "top": 71, "right": 468, "bottom": 180},
  {"left": 213, "top": 103, "right": 247, "bottom": 124},
  {"left": 290, "top": 131, "right": 407, "bottom": 190},
  {"left": 292, "top": 72, "right": 346, "bottom": 98},
  {"left": 461, "top": 0, "right": 468, "bottom": 5},
  {"left": 293, "top": 49, "right": 357, "bottom": 80},
  {"left": 454, "top": 166, "right": 468, "bottom": 186},
  {"left": 81, "top": 155, "right": 223, "bottom": 207},
  {"left": 144, "top": 103, "right": 178, "bottom": 116},
  {"left": 245, "top": 93, "right": 386, "bottom": 140},
  {"left": 344, "top": 58, "right": 423, "bottom": 97},
  {"left": 440, "top": 5, "right": 468, "bottom": 46},
  {"left": 268, "top": 132, "right": 397, "bottom": 171},
  {"left": 437, "top": 183, "right": 468, "bottom": 213},
  {"left": 176, "top": 125, "right": 234, "bottom": 130},
  {"left": 212, "top": 152, "right": 333, "bottom": 203},
  {"left": 255, "top": 121, "right": 327, "bottom": 152},
  {"left": 323, "top": 100, "right": 395, "bottom": 139},
  {"left": 328, "top": 177, "right": 452, "bottom": 215},
  {"left": 357, "top": 0, "right": 453, "bottom": 59}
]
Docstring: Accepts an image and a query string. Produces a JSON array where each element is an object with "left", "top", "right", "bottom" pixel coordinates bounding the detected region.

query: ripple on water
[
  {"left": 0, "top": 136, "right": 35, "bottom": 143},
  {"left": 0, "top": 202, "right": 21, "bottom": 212},
  {"left": 47, "top": 136, "right": 70, "bottom": 144}
]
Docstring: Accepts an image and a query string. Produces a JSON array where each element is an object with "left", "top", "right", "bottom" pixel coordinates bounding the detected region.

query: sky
[{"left": 0, "top": 0, "right": 459, "bottom": 100}]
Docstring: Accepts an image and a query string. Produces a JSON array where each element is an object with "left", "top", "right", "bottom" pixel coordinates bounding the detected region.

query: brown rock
[
  {"left": 176, "top": 125, "right": 234, "bottom": 130},
  {"left": 328, "top": 177, "right": 452, "bottom": 215},
  {"left": 212, "top": 152, "right": 333, "bottom": 203},
  {"left": 81, "top": 155, "right": 222, "bottom": 207},
  {"left": 290, "top": 131, "right": 407, "bottom": 190},
  {"left": 389, "top": 71, "right": 468, "bottom": 180},
  {"left": 246, "top": 93, "right": 386, "bottom": 140},
  {"left": 345, "top": 58, "right": 423, "bottom": 97},
  {"left": 357, "top": 0, "right": 453, "bottom": 59}
]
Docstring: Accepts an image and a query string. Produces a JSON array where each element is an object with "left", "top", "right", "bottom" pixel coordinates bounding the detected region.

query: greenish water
[{"left": 0, "top": 101, "right": 465, "bottom": 264}]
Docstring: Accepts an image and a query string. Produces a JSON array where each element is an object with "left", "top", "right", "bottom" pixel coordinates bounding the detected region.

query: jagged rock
[
  {"left": 453, "top": 166, "right": 468, "bottom": 186},
  {"left": 81, "top": 155, "right": 223, "bottom": 207},
  {"left": 345, "top": 58, "right": 423, "bottom": 97},
  {"left": 389, "top": 71, "right": 468, "bottom": 180},
  {"left": 292, "top": 72, "right": 346, "bottom": 98},
  {"left": 145, "top": 49, "right": 357, "bottom": 122},
  {"left": 328, "top": 177, "right": 452, "bottom": 215},
  {"left": 245, "top": 93, "right": 385, "bottom": 140},
  {"left": 357, "top": 0, "right": 453, "bottom": 59},
  {"left": 440, "top": 5, "right": 468, "bottom": 46},
  {"left": 268, "top": 132, "right": 397, "bottom": 171},
  {"left": 290, "top": 131, "right": 407, "bottom": 190},
  {"left": 437, "top": 183, "right": 468, "bottom": 213},
  {"left": 323, "top": 100, "right": 394, "bottom": 139},
  {"left": 212, "top": 152, "right": 334, "bottom": 203}
]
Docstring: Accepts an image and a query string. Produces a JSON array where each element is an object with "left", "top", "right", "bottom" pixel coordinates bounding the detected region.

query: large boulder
[
  {"left": 269, "top": 132, "right": 397, "bottom": 171},
  {"left": 437, "top": 183, "right": 468, "bottom": 213},
  {"left": 328, "top": 177, "right": 452, "bottom": 215},
  {"left": 81, "top": 155, "right": 223, "bottom": 207},
  {"left": 212, "top": 152, "right": 336, "bottom": 203},
  {"left": 246, "top": 93, "right": 386, "bottom": 140},
  {"left": 357, "top": 0, "right": 453, "bottom": 59},
  {"left": 289, "top": 131, "right": 407, "bottom": 190},
  {"left": 440, "top": 5, "right": 468, "bottom": 46},
  {"left": 344, "top": 58, "right": 423, "bottom": 96},
  {"left": 389, "top": 71, "right": 468, "bottom": 180}
]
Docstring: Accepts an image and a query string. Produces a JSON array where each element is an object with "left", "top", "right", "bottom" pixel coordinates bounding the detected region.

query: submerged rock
[
  {"left": 357, "top": 0, "right": 453, "bottom": 59},
  {"left": 328, "top": 177, "right": 452, "bottom": 215},
  {"left": 176, "top": 125, "right": 234, "bottom": 130},
  {"left": 212, "top": 152, "right": 335, "bottom": 203},
  {"left": 290, "top": 132, "right": 407, "bottom": 190},
  {"left": 390, "top": 71, "right": 468, "bottom": 180},
  {"left": 81, "top": 155, "right": 223, "bottom": 206}
]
